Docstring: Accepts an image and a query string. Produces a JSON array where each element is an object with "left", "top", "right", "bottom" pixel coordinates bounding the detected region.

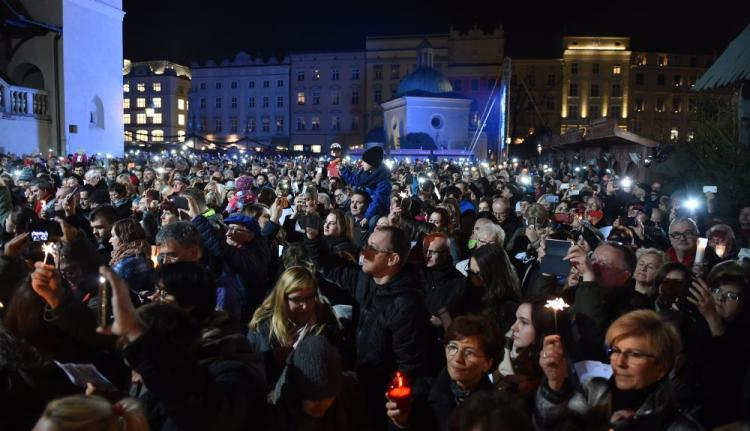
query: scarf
[{"left": 110, "top": 239, "right": 151, "bottom": 266}]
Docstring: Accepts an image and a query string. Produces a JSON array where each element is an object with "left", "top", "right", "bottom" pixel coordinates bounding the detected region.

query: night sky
[{"left": 123, "top": 0, "right": 748, "bottom": 65}]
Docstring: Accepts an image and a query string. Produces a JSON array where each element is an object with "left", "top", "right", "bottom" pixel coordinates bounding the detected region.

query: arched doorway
[{"left": 11, "top": 63, "right": 45, "bottom": 90}]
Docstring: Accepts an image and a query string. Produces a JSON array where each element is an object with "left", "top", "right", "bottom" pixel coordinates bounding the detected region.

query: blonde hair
[
  {"left": 249, "top": 266, "right": 328, "bottom": 346},
  {"left": 605, "top": 310, "right": 681, "bottom": 370},
  {"left": 39, "top": 395, "right": 149, "bottom": 431}
]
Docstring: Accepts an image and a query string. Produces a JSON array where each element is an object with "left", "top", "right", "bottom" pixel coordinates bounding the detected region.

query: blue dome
[{"left": 397, "top": 67, "right": 453, "bottom": 95}]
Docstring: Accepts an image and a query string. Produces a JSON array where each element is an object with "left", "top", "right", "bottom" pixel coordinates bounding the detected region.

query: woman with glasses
[
  {"left": 536, "top": 309, "right": 702, "bottom": 430},
  {"left": 686, "top": 260, "right": 749, "bottom": 427},
  {"left": 386, "top": 314, "right": 500, "bottom": 431},
  {"left": 248, "top": 266, "right": 342, "bottom": 391}
]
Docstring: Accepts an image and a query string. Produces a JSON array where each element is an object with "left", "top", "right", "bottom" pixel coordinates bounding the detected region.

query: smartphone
[
  {"left": 171, "top": 196, "right": 189, "bottom": 210},
  {"left": 559, "top": 183, "right": 570, "bottom": 190},
  {"left": 98, "top": 275, "right": 113, "bottom": 327},
  {"left": 540, "top": 239, "right": 572, "bottom": 276},
  {"left": 702, "top": 186, "right": 717, "bottom": 193},
  {"left": 27, "top": 220, "right": 63, "bottom": 241},
  {"left": 552, "top": 213, "right": 574, "bottom": 224},
  {"left": 545, "top": 195, "right": 560, "bottom": 204},
  {"left": 301, "top": 213, "right": 321, "bottom": 230}
]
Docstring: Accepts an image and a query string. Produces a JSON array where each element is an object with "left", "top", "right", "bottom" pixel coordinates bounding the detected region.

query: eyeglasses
[
  {"left": 362, "top": 243, "right": 395, "bottom": 255},
  {"left": 669, "top": 231, "right": 696, "bottom": 240},
  {"left": 711, "top": 288, "right": 742, "bottom": 303},
  {"left": 476, "top": 238, "right": 495, "bottom": 247},
  {"left": 445, "top": 342, "right": 485, "bottom": 362},
  {"left": 606, "top": 345, "right": 656, "bottom": 365}
]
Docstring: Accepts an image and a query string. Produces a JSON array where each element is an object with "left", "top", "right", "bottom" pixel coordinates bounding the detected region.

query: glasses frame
[{"left": 606, "top": 345, "right": 656, "bottom": 365}]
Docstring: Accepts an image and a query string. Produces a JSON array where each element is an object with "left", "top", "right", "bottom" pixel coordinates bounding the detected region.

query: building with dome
[{"left": 381, "top": 40, "right": 482, "bottom": 156}]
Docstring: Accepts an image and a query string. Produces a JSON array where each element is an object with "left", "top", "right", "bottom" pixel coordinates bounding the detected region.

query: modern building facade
[
  {"left": 0, "top": 0, "right": 124, "bottom": 156},
  {"left": 188, "top": 53, "right": 290, "bottom": 150},
  {"left": 123, "top": 60, "right": 191, "bottom": 145},
  {"left": 290, "top": 51, "right": 365, "bottom": 153}
]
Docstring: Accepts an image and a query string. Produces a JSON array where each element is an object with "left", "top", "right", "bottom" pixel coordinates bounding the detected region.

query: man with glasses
[
  {"left": 333, "top": 187, "right": 350, "bottom": 212},
  {"left": 667, "top": 217, "right": 699, "bottom": 266},
  {"left": 305, "top": 225, "right": 435, "bottom": 427},
  {"left": 420, "top": 232, "right": 465, "bottom": 326},
  {"left": 564, "top": 241, "right": 651, "bottom": 360},
  {"left": 536, "top": 310, "right": 700, "bottom": 430}
]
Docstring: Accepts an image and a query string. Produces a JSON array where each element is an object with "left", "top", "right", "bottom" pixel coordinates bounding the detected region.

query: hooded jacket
[{"left": 339, "top": 164, "right": 392, "bottom": 221}]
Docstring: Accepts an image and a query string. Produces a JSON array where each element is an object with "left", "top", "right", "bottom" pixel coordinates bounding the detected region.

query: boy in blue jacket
[{"left": 338, "top": 146, "right": 391, "bottom": 231}]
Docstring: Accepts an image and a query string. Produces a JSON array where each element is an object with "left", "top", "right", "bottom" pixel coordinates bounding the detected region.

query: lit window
[
  {"left": 152, "top": 113, "right": 162, "bottom": 124},
  {"left": 687, "top": 132, "right": 695, "bottom": 142},
  {"left": 312, "top": 68, "right": 320, "bottom": 80},
  {"left": 124, "top": 131, "right": 133, "bottom": 142},
  {"left": 311, "top": 145, "right": 322, "bottom": 153},
  {"left": 123, "top": 114, "right": 131, "bottom": 124},
  {"left": 178, "top": 130, "right": 186, "bottom": 142},
  {"left": 153, "top": 97, "right": 162, "bottom": 108},
  {"left": 123, "top": 99, "right": 130, "bottom": 109},
  {"left": 136, "top": 113, "right": 146, "bottom": 124},
  {"left": 136, "top": 98, "right": 145, "bottom": 108},
  {"left": 613, "top": 65, "right": 621, "bottom": 75},
  {"left": 178, "top": 114, "right": 185, "bottom": 125},
  {"left": 178, "top": 99, "right": 185, "bottom": 110},
  {"left": 123, "top": 83, "right": 130, "bottom": 93},
  {"left": 670, "top": 128, "right": 679, "bottom": 141},
  {"left": 136, "top": 130, "right": 148, "bottom": 141},
  {"left": 137, "top": 83, "right": 145, "bottom": 92},
  {"left": 293, "top": 145, "right": 304, "bottom": 152},
  {"left": 297, "top": 92, "right": 305, "bottom": 105},
  {"left": 153, "top": 82, "right": 161, "bottom": 92},
  {"left": 658, "top": 55, "right": 668, "bottom": 67},
  {"left": 151, "top": 130, "right": 164, "bottom": 142}
]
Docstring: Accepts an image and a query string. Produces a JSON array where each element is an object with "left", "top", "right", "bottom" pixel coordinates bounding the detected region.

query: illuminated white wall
[{"left": 382, "top": 96, "right": 471, "bottom": 150}]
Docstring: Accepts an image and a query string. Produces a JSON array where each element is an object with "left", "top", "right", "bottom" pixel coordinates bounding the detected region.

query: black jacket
[{"left": 419, "top": 263, "right": 465, "bottom": 316}]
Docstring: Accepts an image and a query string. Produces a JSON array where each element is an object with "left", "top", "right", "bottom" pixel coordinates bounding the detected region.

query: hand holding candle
[
  {"left": 42, "top": 242, "right": 57, "bottom": 266},
  {"left": 387, "top": 371, "right": 412, "bottom": 410}
]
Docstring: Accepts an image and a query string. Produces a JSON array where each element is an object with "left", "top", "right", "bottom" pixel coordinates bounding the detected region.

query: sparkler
[
  {"left": 42, "top": 242, "right": 57, "bottom": 266},
  {"left": 544, "top": 297, "right": 570, "bottom": 333}
]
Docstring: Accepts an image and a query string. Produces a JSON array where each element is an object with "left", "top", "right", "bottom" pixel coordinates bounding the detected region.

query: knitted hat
[
  {"left": 224, "top": 213, "right": 261, "bottom": 237},
  {"left": 235, "top": 175, "right": 254, "bottom": 192},
  {"left": 362, "top": 146, "right": 384, "bottom": 168},
  {"left": 287, "top": 335, "right": 342, "bottom": 401}
]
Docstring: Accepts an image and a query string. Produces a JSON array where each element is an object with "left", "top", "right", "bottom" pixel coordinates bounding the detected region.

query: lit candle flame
[{"left": 545, "top": 298, "right": 570, "bottom": 312}]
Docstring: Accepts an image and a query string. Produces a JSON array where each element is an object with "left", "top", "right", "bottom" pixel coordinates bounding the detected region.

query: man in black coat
[
  {"left": 306, "top": 225, "right": 437, "bottom": 429},
  {"left": 419, "top": 232, "right": 465, "bottom": 324}
]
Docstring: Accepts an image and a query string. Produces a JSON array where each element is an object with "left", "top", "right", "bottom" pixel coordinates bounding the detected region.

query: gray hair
[
  {"left": 155, "top": 221, "right": 202, "bottom": 249},
  {"left": 477, "top": 223, "right": 506, "bottom": 245},
  {"left": 668, "top": 217, "right": 699, "bottom": 234},
  {"left": 84, "top": 169, "right": 101, "bottom": 181},
  {"left": 635, "top": 247, "right": 666, "bottom": 266}
]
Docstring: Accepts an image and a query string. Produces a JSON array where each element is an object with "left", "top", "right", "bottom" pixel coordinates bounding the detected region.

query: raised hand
[
  {"left": 539, "top": 335, "right": 568, "bottom": 391},
  {"left": 31, "top": 261, "right": 65, "bottom": 309},
  {"left": 96, "top": 266, "right": 144, "bottom": 342}
]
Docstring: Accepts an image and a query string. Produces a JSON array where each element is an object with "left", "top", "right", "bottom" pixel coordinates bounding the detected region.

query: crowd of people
[{"left": 0, "top": 144, "right": 748, "bottom": 431}]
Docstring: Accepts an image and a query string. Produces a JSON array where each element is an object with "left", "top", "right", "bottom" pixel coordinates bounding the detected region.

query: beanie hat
[
  {"left": 287, "top": 335, "right": 342, "bottom": 401},
  {"left": 235, "top": 175, "right": 254, "bottom": 192},
  {"left": 224, "top": 213, "right": 261, "bottom": 237},
  {"left": 362, "top": 146, "right": 384, "bottom": 168}
]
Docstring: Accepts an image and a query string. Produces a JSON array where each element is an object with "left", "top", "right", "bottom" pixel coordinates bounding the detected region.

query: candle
[
  {"left": 387, "top": 371, "right": 412, "bottom": 410},
  {"left": 695, "top": 238, "right": 708, "bottom": 264},
  {"left": 151, "top": 245, "right": 160, "bottom": 268},
  {"left": 544, "top": 297, "right": 570, "bottom": 333}
]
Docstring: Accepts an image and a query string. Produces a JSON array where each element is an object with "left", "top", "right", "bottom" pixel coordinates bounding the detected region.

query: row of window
[
  {"left": 296, "top": 68, "right": 360, "bottom": 81},
  {"left": 566, "top": 104, "right": 622, "bottom": 120},
  {"left": 124, "top": 83, "right": 162, "bottom": 93},
  {"left": 124, "top": 129, "right": 173, "bottom": 142},
  {"left": 568, "top": 83, "right": 622, "bottom": 98},
  {"left": 634, "top": 73, "right": 698, "bottom": 87},
  {"left": 634, "top": 96, "right": 697, "bottom": 113},
  {"left": 569, "top": 63, "right": 622, "bottom": 75},
  {"left": 123, "top": 98, "right": 187, "bottom": 110},
  {"left": 194, "top": 115, "right": 361, "bottom": 134},
  {"left": 199, "top": 96, "right": 288, "bottom": 109},
  {"left": 296, "top": 91, "right": 356, "bottom": 106},
  {"left": 198, "top": 80, "right": 286, "bottom": 90},
  {"left": 123, "top": 113, "right": 187, "bottom": 126},
  {"left": 452, "top": 78, "right": 501, "bottom": 92}
]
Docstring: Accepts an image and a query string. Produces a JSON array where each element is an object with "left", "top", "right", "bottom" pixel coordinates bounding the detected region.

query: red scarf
[{"left": 667, "top": 247, "right": 695, "bottom": 266}]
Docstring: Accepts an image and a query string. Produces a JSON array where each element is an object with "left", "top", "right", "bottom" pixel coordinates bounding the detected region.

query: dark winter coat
[{"left": 339, "top": 164, "right": 392, "bottom": 220}]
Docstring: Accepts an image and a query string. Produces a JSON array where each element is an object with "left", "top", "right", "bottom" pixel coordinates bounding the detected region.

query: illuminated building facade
[{"left": 123, "top": 60, "right": 191, "bottom": 145}]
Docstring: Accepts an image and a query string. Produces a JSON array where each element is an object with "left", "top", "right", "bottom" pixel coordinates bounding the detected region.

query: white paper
[
  {"left": 54, "top": 361, "right": 117, "bottom": 391},
  {"left": 279, "top": 208, "right": 294, "bottom": 226},
  {"left": 599, "top": 226, "right": 613, "bottom": 238},
  {"left": 573, "top": 360, "right": 612, "bottom": 383}
]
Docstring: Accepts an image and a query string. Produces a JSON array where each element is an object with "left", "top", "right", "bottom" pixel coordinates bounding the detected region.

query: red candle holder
[{"left": 387, "top": 370, "right": 412, "bottom": 410}]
